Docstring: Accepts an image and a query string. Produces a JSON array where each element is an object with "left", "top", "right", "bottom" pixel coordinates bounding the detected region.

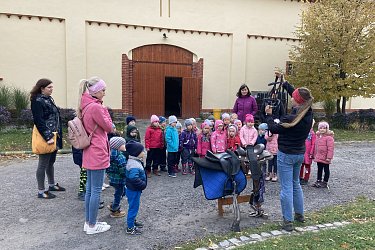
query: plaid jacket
[{"left": 106, "top": 149, "right": 128, "bottom": 186}]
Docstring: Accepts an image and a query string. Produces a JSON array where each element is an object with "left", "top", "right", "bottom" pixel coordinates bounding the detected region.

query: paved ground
[{"left": 0, "top": 131, "right": 374, "bottom": 249}]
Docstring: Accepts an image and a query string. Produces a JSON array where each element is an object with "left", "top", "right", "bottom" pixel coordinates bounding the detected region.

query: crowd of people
[{"left": 30, "top": 74, "right": 335, "bottom": 235}]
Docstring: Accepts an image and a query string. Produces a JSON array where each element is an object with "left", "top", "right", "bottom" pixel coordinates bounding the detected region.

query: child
[
  {"left": 180, "top": 119, "right": 197, "bottom": 175},
  {"left": 222, "top": 113, "right": 231, "bottom": 131},
  {"left": 204, "top": 118, "right": 214, "bottom": 132},
  {"left": 123, "top": 115, "right": 141, "bottom": 142},
  {"left": 125, "top": 141, "right": 147, "bottom": 235},
  {"left": 256, "top": 123, "right": 268, "bottom": 173},
  {"left": 234, "top": 119, "right": 243, "bottom": 133},
  {"left": 145, "top": 115, "right": 164, "bottom": 177},
  {"left": 265, "top": 131, "right": 279, "bottom": 182},
  {"left": 196, "top": 122, "right": 211, "bottom": 158},
  {"left": 227, "top": 124, "right": 240, "bottom": 151},
  {"left": 239, "top": 114, "right": 258, "bottom": 148},
  {"left": 210, "top": 120, "right": 227, "bottom": 154},
  {"left": 159, "top": 116, "right": 167, "bottom": 172},
  {"left": 312, "top": 121, "right": 334, "bottom": 188},
  {"left": 72, "top": 146, "right": 86, "bottom": 201},
  {"left": 165, "top": 115, "right": 179, "bottom": 177},
  {"left": 190, "top": 118, "right": 200, "bottom": 135},
  {"left": 125, "top": 125, "right": 140, "bottom": 143},
  {"left": 300, "top": 121, "right": 316, "bottom": 185},
  {"left": 207, "top": 115, "right": 215, "bottom": 132},
  {"left": 107, "top": 137, "right": 128, "bottom": 218},
  {"left": 230, "top": 113, "right": 238, "bottom": 124},
  {"left": 175, "top": 121, "right": 183, "bottom": 172}
]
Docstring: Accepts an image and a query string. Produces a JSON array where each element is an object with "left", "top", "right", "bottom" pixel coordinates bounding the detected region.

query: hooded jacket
[
  {"left": 265, "top": 133, "right": 278, "bottom": 155},
  {"left": 80, "top": 93, "right": 113, "bottom": 170},
  {"left": 239, "top": 125, "right": 258, "bottom": 147},
  {"left": 197, "top": 132, "right": 211, "bottom": 156},
  {"left": 314, "top": 130, "right": 334, "bottom": 164},
  {"left": 125, "top": 125, "right": 140, "bottom": 143},
  {"left": 304, "top": 128, "right": 316, "bottom": 164},
  {"left": 210, "top": 120, "right": 227, "bottom": 153},
  {"left": 165, "top": 125, "right": 179, "bottom": 152},
  {"left": 145, "top": 124, "right": 164, "bottom": 149}
]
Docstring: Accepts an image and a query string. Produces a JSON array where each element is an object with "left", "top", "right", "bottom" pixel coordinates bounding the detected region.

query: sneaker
[
  {"left": 265, "top": 173, "right": 271, "bottom": 181},
  {"left": 294, "top": 213, "right": 305, "bottom": 223},
  {"left": 320, "top": 181, "right": 328, "bottom": 188},
  {"left": 77, "top": 192, "right": 85, "bottom": 201},
  {"left": 146, "top": 170, "right": 152, "bottom": 178},
  {"left": 48, "top": 183, "right": 66, "bottom": 192},
  {"left": 190, "top": 170, "right": 195, "bottom": 175},
  {"left": 281, "top": 219, "right": 293, "bottom": 232},
  {"left": 168, "top": 173, "right": 177, "bottom": 178},
  {"left": 126, "top": 226, "right": 142, "bottom": 235},
  {"left": 99, "top": 201, "right": 105, "bottom": 209},
  {"left": 153, "top": 170, "right": 161, "bottom": 176},
  {"left": 84, "top": 221, "right": 108, "bottom": 232},
  {"left": 86, "top": 223, "right": 111, "bottom": 235},
  {"left": 271, "top": 174, "right": 278, "bottom": 182},
  {"left": 110, "top": 210, "right": 126, "bottom": 218},
  {"left": 134, "top": 220, "right": 144, "bottom": 228},
  {"left": 37, "top": 191, "right": 56, "bottom": 199},
  {"left": 312, "top": 180, "right": 322, "bottom": 188},
  {"left": 160, "top": 166, "right": 168, "bottom": 172},
  {"left": 103, "top": 183, "right": 110, "bottom": 188}
]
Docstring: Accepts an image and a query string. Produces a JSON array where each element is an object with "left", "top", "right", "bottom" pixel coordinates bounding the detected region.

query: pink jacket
[
  {"left": 81, "top": 93, "right": 113, "bottom": 170},
  {"left": 240, "top": 125, "right": 258, "bottom": 147},
  {"left": 211, "top": 120, "right": 227, "bottom": 153},
  {"left": 265, "top": 133, "right": 278, "bottom": 155},
  {"left": 304, "top": 129, "right": 316, "bottom": 164},
  {"left": 314, "top": 131, "right": 334, "bottom": 164},
  {"left": 197, "top": 133, "right": 211, "bottom": 157}
]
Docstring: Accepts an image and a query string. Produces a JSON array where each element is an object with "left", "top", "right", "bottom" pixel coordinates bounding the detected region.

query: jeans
[
  {"left": 111, "top": 184, "right": 125, "bottom": 211},
  {"left": 126, "top": 189, "right": 141, "bottom": 228},
  {"left": 277, "top": 151, "right": 304, "bottom": 222},
  {"left": 36, "top": 151, "right": 57, "bottom": 191},
  {"left": 85, "top": 169, "right": 105, "bottom": 225}
]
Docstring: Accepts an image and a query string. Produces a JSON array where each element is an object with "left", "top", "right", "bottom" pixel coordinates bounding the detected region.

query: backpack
[{"left": 68, "top": 104, "right": 98, "bottom": 149}]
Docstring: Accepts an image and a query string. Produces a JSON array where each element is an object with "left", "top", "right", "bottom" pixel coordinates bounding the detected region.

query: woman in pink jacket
[
  {"left": 78, "top": 77, "right": 114, "bottom": 235},
  {"left": 312, "top": 121, "right": 334, "bottom": 189}
]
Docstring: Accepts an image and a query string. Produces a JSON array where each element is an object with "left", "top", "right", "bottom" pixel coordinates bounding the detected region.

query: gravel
[{"left": 0, "top": 137, "right": 374, "bottom": 250}]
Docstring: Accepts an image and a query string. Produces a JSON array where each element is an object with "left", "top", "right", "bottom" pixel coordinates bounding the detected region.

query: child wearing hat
[
  {"left": 256, "top": 123, "right": 268, "bottom": 174},
  {"left": 222, "top": 113, "right": 231, "bottom": 131},
  {"left": 165, "top": 115, "right": 179, "bottom": 177},
  {"left": 211, "top": 120, "right": 227, "bottom": 154},
  {"left": 197, "top": 122, "right": 211, "bottom": 158},
  {"left": 145, "top": 115, "right": 164, "bottom": 177},
  {"left": 227, "top": 124, "right": 240, "bottom": 151},
  {"left": 179, "top": 119, "right": 197, "bottom": 175},
  {"left": 107, "top": 137, "right": 128, "bottom": 218},
  {"left": 125, "top": 125, "right": 140, "bottom": 143},
  {"left": 158, "top": 116, "right": 168, "bottom": 172},
  {"left": 175, "top": 121, "right": 183, "bottom": 171},
  {"left": 125, "top": 141, "right": 147, "bottom": 235},
  {"left": 123, "top": 115, "right": 141, "bottom": 142}
]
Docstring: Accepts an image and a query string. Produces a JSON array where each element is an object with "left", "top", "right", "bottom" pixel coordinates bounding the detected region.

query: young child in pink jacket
[
  {"left": 265, "top": 132, "right": 279, "bottom": 182},
  {"left": 210, "top": 120, "right": 227, "bottom": 153},
  {"left": 300, "top": 122, "right": 316, "bottom": 185},
  {"left": 239, "top": 114, "right": 258, "bottom": 148},
  {"left": 196, "top": 122, "right": 211, "bottom": 158},
  {"left": 312, "top": 121, "right": 334, "bottom": 188}
]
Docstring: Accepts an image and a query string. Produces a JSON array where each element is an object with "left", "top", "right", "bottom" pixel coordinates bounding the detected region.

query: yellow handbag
[{"left": 32, "top": 125, "right": 57, "bottom": 154}]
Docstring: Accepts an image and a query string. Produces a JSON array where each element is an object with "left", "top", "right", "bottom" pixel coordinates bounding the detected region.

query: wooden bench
[{"left": 217, "top": 175, "right": 251, "bottom": 216}]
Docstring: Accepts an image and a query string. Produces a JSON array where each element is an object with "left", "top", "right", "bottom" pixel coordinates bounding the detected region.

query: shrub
[
  {"left": 330, "top": 109, "right": 375, "bottom": 131},
  {"left": 18, "top": 109, "right": 34, "bottom": 126},
  {"left": 13, "top": 88, "right": 29, "bottom": 116},
  {"left": 59, "top": 108, "right": 76, "bottom": 127},
  {"left": 322, "top": 99, "right": 336, "bottom": 119},
  {"left": 0, "top": 85, "right": 12, "bottom": 109},
  {"left": 0, "top": 106, "right": 11, "bottom": 130},
  {"left": 331, "top": 113, "right": 349, "bottom": 129}
]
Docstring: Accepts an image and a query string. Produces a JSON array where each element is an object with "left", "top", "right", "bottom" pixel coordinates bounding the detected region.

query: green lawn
[{"left": 178, "top": 197, "right": 375, "bottom": 250}]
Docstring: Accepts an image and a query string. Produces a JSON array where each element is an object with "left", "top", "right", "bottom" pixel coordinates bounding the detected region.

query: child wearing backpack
[{"left": 106, "top": 137, "right": 128, "bottom": 218}]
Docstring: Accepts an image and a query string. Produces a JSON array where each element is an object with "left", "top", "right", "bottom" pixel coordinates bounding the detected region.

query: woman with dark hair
[
  {"left": 30, "top": 78, "right": 65, "bottom": 199},
  {"left": 265, "top": 72, "right": 314, "bottom": 232},
  {"left": 232, "top": 84, "right": 258, "bottom": 123}
]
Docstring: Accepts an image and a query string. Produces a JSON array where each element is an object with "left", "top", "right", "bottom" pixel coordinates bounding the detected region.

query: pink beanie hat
[
  {"left": 150, "top": 115, "right": 159, "bottom": 123},
  {"left": 245, "top": 114, "right": 254, "bottom": 123},
  {"left": 318, "top": 121, "right": 329, "bottom": 130}
]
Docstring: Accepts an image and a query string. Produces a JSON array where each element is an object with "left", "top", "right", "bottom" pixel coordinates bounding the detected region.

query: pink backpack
[{"left": 68, "top": 104, "right": 97, "bottom": 149}]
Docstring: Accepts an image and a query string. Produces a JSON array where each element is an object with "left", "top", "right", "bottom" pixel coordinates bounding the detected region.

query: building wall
[{"left": 0, "top": 0, "right": 373, "bottom": 111}]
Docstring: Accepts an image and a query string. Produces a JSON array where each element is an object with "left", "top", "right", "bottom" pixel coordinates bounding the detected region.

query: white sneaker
[
  {"left": 83, "top": 221, "right": 108, "bottom": 232},
  {"left": 103, "top": 183, "right": 110, "bottom": 188},
  {"left": 86, "top": 223, "right": 111, "bottom": 235}
]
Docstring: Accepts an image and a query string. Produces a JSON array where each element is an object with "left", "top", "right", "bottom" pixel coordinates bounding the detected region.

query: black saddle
[
  {"left": 205, "top": 150, "right": 241, "bottom": 176},
  {"left": 253, "top": 144, "right": 273, "bottom": 162}
]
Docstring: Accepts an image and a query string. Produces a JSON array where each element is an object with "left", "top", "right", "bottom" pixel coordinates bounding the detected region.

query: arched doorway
[{"left": 122, "top": 44, "right": 203, "bottom": 119}]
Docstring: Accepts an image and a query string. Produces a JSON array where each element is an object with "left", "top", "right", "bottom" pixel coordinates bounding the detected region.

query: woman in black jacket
[
  {"left": 265, "top": 73, "right": 313, "bottom": 232},
  {"left": 30, "top": 78, "right": 65, "bottom": 199}
]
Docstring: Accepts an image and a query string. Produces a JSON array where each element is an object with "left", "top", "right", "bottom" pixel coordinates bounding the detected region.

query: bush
[
  {"left": 59, "top": 108, "right": 76, "bottom": 127},
  {"left": 323, "top": 99, "right": 336, "bottom": 119},
  {"left": 0, "top": 106, "right": 11, "bottom": 130},
  {"left": 13, "top": 88, "right": 29, "bottom": 116},
  {"left": 0, "top": 85, "right": 12, "bottom": 109},
  {"left": 18, "top": 109, "right": 34, "bottom": 126},
  {"left": 330, "top": 109, "right": 375, "bottom": 131}
]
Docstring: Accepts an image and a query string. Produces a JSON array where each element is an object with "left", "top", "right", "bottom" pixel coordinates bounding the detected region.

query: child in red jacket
[
  {"left": 312, "top": 121, "right": 334, "bottom": 188},
  {"left": 196, "top": 122, "right": 211, "bottom": 158},
  {"left": 145, "top": 115, "right": 164, "bottom": 177},
  {"left": 227, "top": 124, "right": 241, "bottom": 151}
]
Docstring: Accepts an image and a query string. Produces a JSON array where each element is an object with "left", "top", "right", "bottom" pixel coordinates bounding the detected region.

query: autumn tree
[{"left": 288, "top": 0, "right": 375, "bottom": 113}]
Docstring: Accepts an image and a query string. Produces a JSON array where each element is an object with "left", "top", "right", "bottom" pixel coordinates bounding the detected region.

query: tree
[{"left": 288, "top": 0, "right": 375, "bottom": 113}]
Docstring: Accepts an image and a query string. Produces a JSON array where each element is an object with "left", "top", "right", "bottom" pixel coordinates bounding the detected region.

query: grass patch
[
  {"left": 333, "top": 129, "right": 375, "bottom": 142},
  {"left": 177, "top": 197, "right": 375, "bottom": 250}
]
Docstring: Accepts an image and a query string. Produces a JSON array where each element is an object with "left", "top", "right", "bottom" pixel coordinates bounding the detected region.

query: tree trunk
[
  {"left": 342, "top": 97, "right": 347, "bottom": 114},
  {"left": 336, "top": 98, "right": 342, "bottom": 113}
]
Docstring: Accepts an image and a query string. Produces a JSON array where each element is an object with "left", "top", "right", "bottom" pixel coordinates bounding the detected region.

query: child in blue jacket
[
  {"left": 125, "top": 141, "right": 147, "bottom": 235},
  {"left": 165, "top": 115, "right": 179, "bottom": 177}
]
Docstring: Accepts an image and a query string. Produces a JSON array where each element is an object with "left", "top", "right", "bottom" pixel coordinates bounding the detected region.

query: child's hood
[
  {"left": 214, "top": 120, "right": 224, "bottom": 130},
  {"left": 316, "top": 130, "right": 334, "bottom": 137},
  {"left": 126, "top": 125, "right": 138, "bottom": 137}
]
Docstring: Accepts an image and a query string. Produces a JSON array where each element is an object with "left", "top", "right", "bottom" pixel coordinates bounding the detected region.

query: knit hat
[
  {"left": 126, "top": 141, "right": 144, "bottom": 157},
  {"left": 159, "top": 116, "right": 166, "bottom": 124},
  {"left": 150, "top": 114, "right": 159, "bottom": 123},
  {"left": 222, "top": 113, "right": 230, "bottom": 120},
  {"left": 234, "top": 119, "right": 242, "bottom": 126},
  {"left": 258, "top": 123, "right": 268, "bottom": 130},
  {"left": 184, "top": 118, "right": 193, "bottom": 127},
  {"left": 245, "top": 114, "right": 254, "bottom": 123},
  {"left": 207, "top": 115, "right": 215, "bottom": 121},
  {"left": 228, "top": 124, "right": 237, "bottom": 133},
  {"left": 126, "top": 115, "right": 136, "bottom": 125},
  {"left": 176, "top": 121, "right": 182, "bottom": 129},
  {"left": 318, "top": 121, "right": 329, "bottom": 130},
  {"left": 200, "top": 122, "right": 210, "bottom": 130},
  {"left": 168, "top": 115, "right": 178, "bottom": 124},
  {"left": 109, "top": 136, "right": 126, "bottom": 150},
  {"left": 190, "top": 118, "right": 196, "bottom": 125}
]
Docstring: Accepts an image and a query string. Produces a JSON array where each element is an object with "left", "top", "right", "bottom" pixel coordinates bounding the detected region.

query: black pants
[
  {"left": 167, "top": 152, "right": 179, "bottom": 174},
  {"left": 317, "top": 162, "right": 330, "bottom": 182},
  {"left": 145, "top": 148, "right": 162, "bottom": 171}
]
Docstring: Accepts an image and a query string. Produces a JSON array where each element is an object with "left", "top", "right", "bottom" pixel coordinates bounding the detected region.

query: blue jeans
[
  {"left": 126, "top": 189, "right": 141, "bottom": 228},
  {"left": 277, "top": 151, "right": 304, "bottom": 222},
  {"left": 111, "top": 184, "right": 125, "bottom": 211},
  {"left": 85, "top": 169, "right": 105, "bottom": 225}
]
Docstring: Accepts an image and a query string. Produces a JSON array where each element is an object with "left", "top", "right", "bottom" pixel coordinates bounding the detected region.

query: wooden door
[{"left": 182, "top": 77, "right": 201, "bottom": 118}]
